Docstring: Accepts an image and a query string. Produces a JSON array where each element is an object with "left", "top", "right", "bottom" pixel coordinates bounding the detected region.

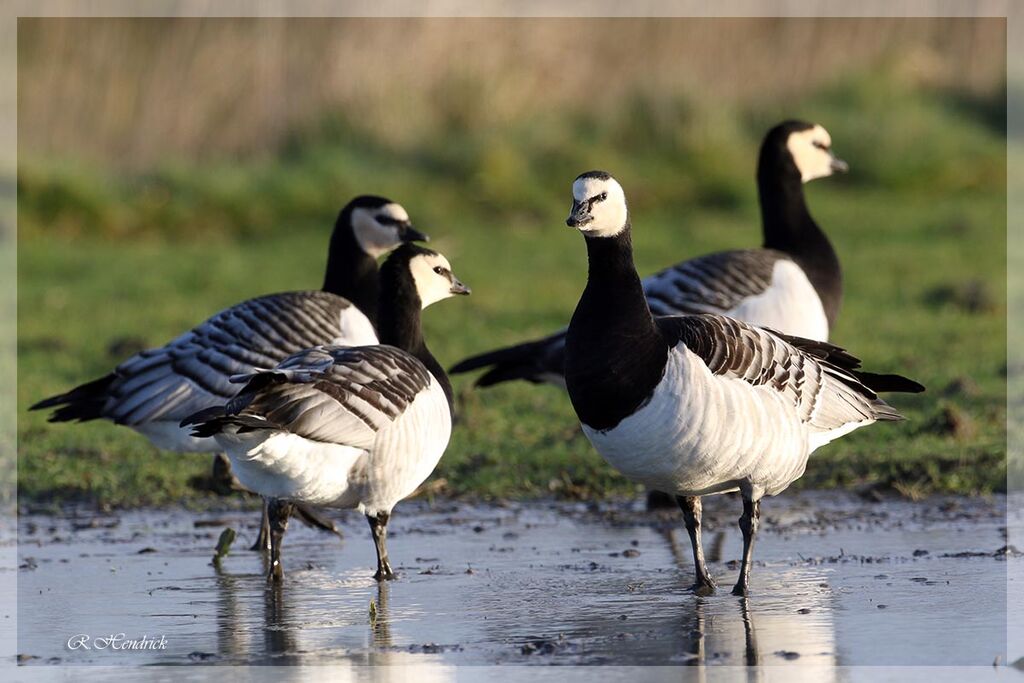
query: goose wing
[
  {"left": 33, "top": 291, "right": 376, "bottom": 426},
  {"left": 642, "top": 249, "right": 788, "bottom": 317},
  {"left": 656, "top": 313, "right": 923, "bottom": 433},
  {"left": 184, "top": 345, "right": 433, "bottom": 448}
]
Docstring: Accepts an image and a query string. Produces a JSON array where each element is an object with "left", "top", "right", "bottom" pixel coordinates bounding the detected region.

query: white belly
[
  {"left": 214, "top": 378, "right": 452, "bottom": 515},
  {"left": 726, "top": 260, "right": 829, "bottom": 342},
  {"left": 218, "top": 430, "right": 367, "bottom": 506},
  {"left": 582, "top": 346, "right": 813, "bottom": 499}
]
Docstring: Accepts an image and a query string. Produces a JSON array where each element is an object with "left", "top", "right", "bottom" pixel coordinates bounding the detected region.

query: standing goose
[
  {"left": 30, "top": 195, "right": 426, "bottom": 544},
  {"left": 450, "top": 120, "right": 847, "bottom": 388},
  {"left": 182, "top": 244, "right": 470, "bottom": 582},
  {"left": 562, "top": 171, "right": 922, "bottom": 596}
]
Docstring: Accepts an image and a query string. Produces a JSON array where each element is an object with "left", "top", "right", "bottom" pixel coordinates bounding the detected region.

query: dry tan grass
[{"left": 17, "top": 17, "right": 1006, "bottom": 167}]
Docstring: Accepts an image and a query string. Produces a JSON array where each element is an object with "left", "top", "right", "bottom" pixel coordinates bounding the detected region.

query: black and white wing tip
[{"left": 181, "top": 345, "right": 434, "bottom": 444}]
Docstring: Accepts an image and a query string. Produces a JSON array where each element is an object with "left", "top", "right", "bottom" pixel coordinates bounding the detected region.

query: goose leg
[
  {"left": 731, "top": 496, "right": 761, "bottom": 597},
  {"left": 252, "top": 499, "right": 340, "bottom": 553},
  {"left": 267, "top": 499, "right": 294, "bottom": 583},
  {"left": 251, "top": 499, "right": 271, "bottom": 552},
  {"left": 366, "top": 511, "right": 396, "bottom": 581},
  {"left": 677, "top": 495, "right": 716, "bottom": 595}
]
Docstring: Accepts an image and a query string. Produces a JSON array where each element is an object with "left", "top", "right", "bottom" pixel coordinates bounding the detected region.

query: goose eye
[
  {"left": 433, "top": 266, "right": 444, "bottom": 275},
  {"left": 598, "top": 192, "right": 608, "bottom": 201}
]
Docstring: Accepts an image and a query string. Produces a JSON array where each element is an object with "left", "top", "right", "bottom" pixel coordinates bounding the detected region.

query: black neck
[
  {"left": 565, "top": 227, "right": 668, "bottom": 431},
  {"left": 757, "top": 165, "right": 842, "bottom": 326},
  {"left": 322, "top": 223, "right": 381, "bottom": 326},
  {"left": 377, "top": 277, "right": 454, "bottom": 417}
]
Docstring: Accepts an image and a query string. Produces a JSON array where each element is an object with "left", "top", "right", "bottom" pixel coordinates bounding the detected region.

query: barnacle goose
[
  {"left": 563, "top": 171, "right": 923, "bottom": 596},
  {"left": 182, "top": 244, "right": 470, "bottom": 582},
  {"left": 30, "top": 195, "right": 426, "bottom": 545},
  {"left": 450, "top": 121, "right": 847, "bottom": 388}
]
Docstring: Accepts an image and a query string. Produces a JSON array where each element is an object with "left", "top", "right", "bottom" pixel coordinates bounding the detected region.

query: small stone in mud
[
  {"left": 588, "top": 561, "right": 599, "bottom": 570},
  {"left": 631, "top": 539, "right": 639, "bottom": 547},
  {"left": 17, "top": 653, "right": 39, "bottom": 663},
  {"left": 910, "top": 577, "right": 929, "bottom": 583},
  {"left": 520, "top": 636, "right": 570, "bottom": 656},
  {"left": 775, "top": 650, "right": 800, "bottom": 660},
  {"left": 913, "top": 549, "right": 929, "bottom": 557},
  {"left": 622, "top": 549, "right": 641, "bottom": 557},
  {"left": 408, "top": 643, "right": 462, "bottom": 654},
  {"left": 877, "top": 604, "right": 888, "bottom": 609},
  {"left": 72, "top": 518, "right": 120, "bottom": 531},
  {"left": 188, "top": 651, "right": 217, "bottom": 662},
  {"left": 797, "top": 608, "right": 811, "bottom": 614},
  {"left": 472, "top": 525, "right": 485, "bottom": 533},
  {"left": 618, "top": 614, "right": 628, "bottom": 620},
  {"left": 193, "top": 518, "right": 232, "bottom": 528},
  {"left": 137, "top": 547, "right": 158, "bottom": 554}
]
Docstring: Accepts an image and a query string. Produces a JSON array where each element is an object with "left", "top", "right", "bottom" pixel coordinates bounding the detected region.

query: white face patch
[
  {"left": 569, "top": 175, "right": 628, "bottom": 238},
  {"left": 351, "top": 203, "right": 410, "bottom": 258},
  {"left": 409, "top": 253, "right": 461, "bottom": 309},
  {"left": 786, "top": 125, "right": 839, "bottom": 183}
]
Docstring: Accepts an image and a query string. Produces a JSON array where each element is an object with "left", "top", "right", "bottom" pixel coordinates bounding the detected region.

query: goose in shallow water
[
  {"left": 183, "top": 244, "right": 470, "bottom": 582},
  {"left": 561, "top": 170, "right": 923, "bottom": 596}
]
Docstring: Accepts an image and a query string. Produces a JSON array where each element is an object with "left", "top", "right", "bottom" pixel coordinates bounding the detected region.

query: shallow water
[{"left": 13, "top": 492, "right": 1015, "bottom": 673}]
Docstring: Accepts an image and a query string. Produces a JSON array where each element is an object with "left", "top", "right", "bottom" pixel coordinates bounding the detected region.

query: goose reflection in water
[
  {"left": 210, "top": 561, "right": 453, "bottom": 679},
  {"left": 658, "top": 522, "right": 837, "bottom": 671}
]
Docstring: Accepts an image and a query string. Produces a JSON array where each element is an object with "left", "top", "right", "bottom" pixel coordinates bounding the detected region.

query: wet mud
[{"left": 13, "top": 491, "right": 1016, "bottom": 670}]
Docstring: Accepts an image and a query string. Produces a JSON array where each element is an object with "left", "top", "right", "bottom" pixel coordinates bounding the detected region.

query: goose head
[
  {"left": 566, "top": 171, "right": 629, "bottom": 238},
  {"left": 337, "top": 195, "right": 429, "bottom": 259},
  {"left": 384, "top": 243, "right": 471, "bottom": 309},
  {"left": 764, "top": 121, "right": 848, "bottom": 183}
]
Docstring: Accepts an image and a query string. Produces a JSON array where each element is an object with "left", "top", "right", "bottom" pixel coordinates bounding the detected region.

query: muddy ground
[{"left": 10, "top": 491, "right": 1019, "bottom": 674}]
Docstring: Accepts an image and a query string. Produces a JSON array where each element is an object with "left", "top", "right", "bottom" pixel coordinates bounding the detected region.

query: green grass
[{"left": 16, "top": 75, "right": 1007, "bottom": 507}]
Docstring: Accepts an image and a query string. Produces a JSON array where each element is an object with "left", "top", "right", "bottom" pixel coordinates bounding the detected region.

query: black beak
[
  {"left": 566, "top": 201, "right": 592, "bottom": 228},
  {"left": 829, "top": 152, "right": 849, "bottom": 174},
  {"left": 449, "top": 276, "right": 471, "bottom": 296},
  {"left": 401, "top": 224, "right": 430, "bottom": 243}
]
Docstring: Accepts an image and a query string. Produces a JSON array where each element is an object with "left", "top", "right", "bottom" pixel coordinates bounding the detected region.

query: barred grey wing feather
[
  {"left": 96, "top": 291, "right": 365, "bottom": 426},
  {"left": 656, "top": 313, "right": 907, "bottom": 433},
  {"left": 642, "top": 249, "right": 787, "bottom": 316},
  {"left": 222, "top": 345, "right": 433, "bottom": 448}
]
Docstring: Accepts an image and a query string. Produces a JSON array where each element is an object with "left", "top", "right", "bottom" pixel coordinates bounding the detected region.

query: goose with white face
[
  {"left": 786, "top": 124, "right": 848, "bottom": 183},
  {"left": 566, "top": 172, "right": 629, "bottom": 238},
  {"left": 409, "top": 251, "right": 471, "bottom": 308},
  {"left": 351, "top": 202, "right": 429, "bottom": 258}
]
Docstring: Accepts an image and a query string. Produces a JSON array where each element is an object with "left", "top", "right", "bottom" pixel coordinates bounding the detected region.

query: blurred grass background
[{"left": 16, "top": 17, "right": 1007, "bottom": 507}]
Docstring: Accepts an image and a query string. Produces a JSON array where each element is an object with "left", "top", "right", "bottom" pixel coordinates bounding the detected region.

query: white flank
[
  {"left": 724, "top": 260, "right": 830, "bottom": 341},
  {"left": 335, "top": 307, "right": 379, "bottom": 347},
  {"left": 582, "top": 343, "right": 871, "bottom": 499},
  {"left": 214, "top": 376, "right": 451, "bottom": 515}
]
